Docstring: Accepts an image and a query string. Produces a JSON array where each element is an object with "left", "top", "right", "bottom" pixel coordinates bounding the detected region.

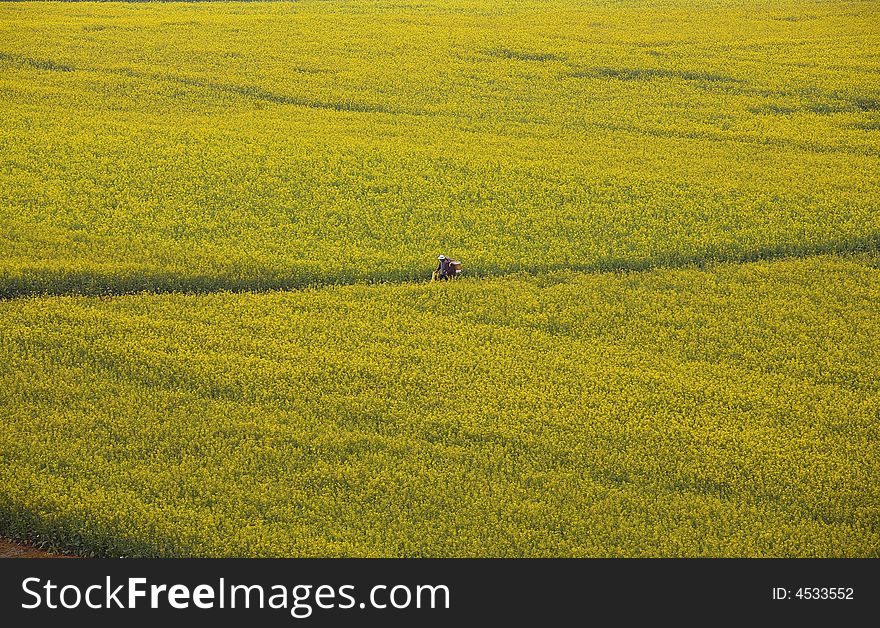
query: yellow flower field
[
  {"left": 0, "top": 1, "right": 878, "bottom": 557},
  {"left": 0, "top": 0, "right": 878, "bottom": 296},
  {"left": 1, "top": 254, "right": 878, "bottom": 556}
]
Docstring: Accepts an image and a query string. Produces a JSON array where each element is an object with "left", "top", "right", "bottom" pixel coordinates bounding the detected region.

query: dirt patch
[{"left": 0, "top": 537, "right": 75, "bottom": 558}]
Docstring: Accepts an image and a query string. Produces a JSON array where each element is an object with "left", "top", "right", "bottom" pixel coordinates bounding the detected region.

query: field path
[
  {"left": 0, "top": 537, "right": 73, "bottom": 558},
  {"left": 3, "top": 240, "right": 878, "bottom": 301}
]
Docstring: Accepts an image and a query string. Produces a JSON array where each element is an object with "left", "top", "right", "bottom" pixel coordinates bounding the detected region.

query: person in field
[{"left": 436, "top": 255, "right": 450, "bottom": 280}]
